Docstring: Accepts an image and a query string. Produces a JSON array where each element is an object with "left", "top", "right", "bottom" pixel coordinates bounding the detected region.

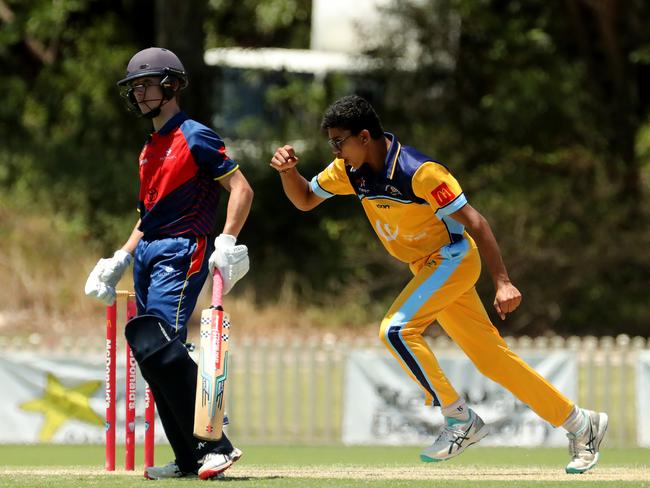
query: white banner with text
[{"left": 342, "top": 349, "right": 577, "bottom": 446}]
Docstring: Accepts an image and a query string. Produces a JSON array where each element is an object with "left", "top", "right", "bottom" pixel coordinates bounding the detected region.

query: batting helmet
[{"left": 117, "top": 47, "right": 188, "bottom": 90}]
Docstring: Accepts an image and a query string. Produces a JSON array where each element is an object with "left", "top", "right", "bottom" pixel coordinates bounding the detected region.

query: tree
[
  {"left": 155, "top": 0, "right": 210, "bottom": 123},
  {"left": 370, "top": 0, "right": 650, "bottom": 335}
]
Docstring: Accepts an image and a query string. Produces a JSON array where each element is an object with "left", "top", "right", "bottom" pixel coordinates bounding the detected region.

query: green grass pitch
[{"left": 0, "top": 445, "right": 648, "bottom": 487}]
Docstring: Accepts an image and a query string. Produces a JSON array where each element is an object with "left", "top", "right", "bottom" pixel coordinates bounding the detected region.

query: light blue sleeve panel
[
  {"left": 310, "top": 175, "right": 335, "bottom": 199},
  {"left": 434, "top": 193, "right": 467, "bottom": 219},
  {"left": 441, "top": 215, "right": 465, "bottom": 237}
]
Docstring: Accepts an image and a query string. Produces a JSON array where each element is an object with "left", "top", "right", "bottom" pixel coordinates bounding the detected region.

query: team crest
[
  {"left": 385, "top": 185, "right": 402, "bottom": 197},
  {"left": 146, "top": 188, "right": 158, "bottom": 204}
]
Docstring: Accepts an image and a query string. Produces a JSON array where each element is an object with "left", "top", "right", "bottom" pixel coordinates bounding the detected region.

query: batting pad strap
[{"left": 125, "top": 314, "right": 183, "bottom": 364}]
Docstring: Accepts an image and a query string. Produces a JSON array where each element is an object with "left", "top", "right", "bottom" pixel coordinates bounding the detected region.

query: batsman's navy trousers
[
  {"left": 379, "top": 237, "right": 574, "bottom": 427},
  {"left": 133, "top": 235, "right": 212, "bottom": 343}
]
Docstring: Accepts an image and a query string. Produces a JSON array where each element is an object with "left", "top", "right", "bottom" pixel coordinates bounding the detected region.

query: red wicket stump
[{"left": 105, "top": 291, "right": 156, "bottom": 471}]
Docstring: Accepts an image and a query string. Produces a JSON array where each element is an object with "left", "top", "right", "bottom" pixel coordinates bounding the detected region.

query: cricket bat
[{"left": 193, "top": 270, "right": 230, "bottom": 440}]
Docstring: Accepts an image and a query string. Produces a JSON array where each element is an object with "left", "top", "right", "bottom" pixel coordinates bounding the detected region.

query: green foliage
[
  {"left": 205, "top": 0, "right": 311, "bottom": 48},
  {"left": 0, "top": 1, "right": 145, "bottom": 248},
  {"left": 370, "top": 0, "right": 650, "bottom": 335},
  {"left": 1, "top": 0, "right": 649, "bottom": 335}
]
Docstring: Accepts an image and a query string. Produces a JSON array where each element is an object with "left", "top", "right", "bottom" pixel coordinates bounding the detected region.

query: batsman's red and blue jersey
[
  {"left": 133, "top": 112, "right": 239, "bottom": 333},
  {"left": 137, "top": 111, "right": 239, "bottom": 238}
]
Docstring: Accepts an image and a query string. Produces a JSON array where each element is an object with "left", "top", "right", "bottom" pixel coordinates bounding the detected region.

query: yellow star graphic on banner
[{"left": 20, "top": 373, "right": 104, "bottom": 442}]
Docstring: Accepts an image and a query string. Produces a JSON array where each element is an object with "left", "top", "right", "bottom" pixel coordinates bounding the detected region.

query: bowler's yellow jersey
[
  {"left": 310, "top": 133, "right": 472, "bottom": 263},
  {"left": 310, "top": 134, "right": 575, "bottom": 424}
]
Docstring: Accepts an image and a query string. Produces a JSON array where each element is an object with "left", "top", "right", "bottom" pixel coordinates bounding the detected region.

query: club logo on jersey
[
  {"left": 160, "top": 148, "right": 177, "bottom": 161},
  {"left": 385, "top": 185, "right": 402, "bottom": 197},
  {"left": 431, "top": 182, "right": 456, "bottom": 206},
  {"left": 375, "top": 220, "right": 399, "bottom": 241},
  {"left": 146, "top": 188, "right": 158, "bottom": 204},
  {"left": 160, "top": 265, "right": 175, "bottom": 275},
  {"left": 355, "top": 177, "right": 370, "bottom": 195}
]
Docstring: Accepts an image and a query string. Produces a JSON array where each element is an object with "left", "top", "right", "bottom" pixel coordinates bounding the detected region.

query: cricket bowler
[
  {"left": 270, "top": 95, "right": 607, "bottom": 474},
  {"left": 85, "top": 47, "right": 252, "bottom": 480}
]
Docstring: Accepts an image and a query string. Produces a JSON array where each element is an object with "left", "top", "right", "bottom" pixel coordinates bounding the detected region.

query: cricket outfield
[{"left": 0, "top": 445, "right": 648, "bottom": 487}]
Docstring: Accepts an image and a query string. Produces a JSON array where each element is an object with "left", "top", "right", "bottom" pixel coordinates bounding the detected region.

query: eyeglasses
[
  {"left": 129, "top": 80, "right": 158, "bottom": 94},
  {"left": 327, "top": 134, "right": 353, "bottom": 152}
]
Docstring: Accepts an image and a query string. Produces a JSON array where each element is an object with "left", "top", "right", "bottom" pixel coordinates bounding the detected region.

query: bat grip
[{"left": 211, "top": 269, "right": 224, "bottom": 309}]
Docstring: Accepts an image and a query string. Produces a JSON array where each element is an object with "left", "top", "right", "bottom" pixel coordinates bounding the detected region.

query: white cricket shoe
[
  {"left": 145, "top": 448, "right": 242, "bottom": 480},
  {"left": 198, "top": 447, "right": 243, "bottom": 480},
  {"left": 420, "top": 409, "right": 488, "bottom": 462},
  {"left": 565, "top": 410, "right": 608, "bottom": 474},
  {"left": 144, "top": 461, "right": 196, "bottom": 480},
  {"left": 229, "top": 447, "right": 243, "bottom": 462}
]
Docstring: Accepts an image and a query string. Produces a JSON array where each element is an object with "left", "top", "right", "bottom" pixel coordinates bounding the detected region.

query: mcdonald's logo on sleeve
[{"left": 431, "top": 182, "right": 456, "bottom": 206}]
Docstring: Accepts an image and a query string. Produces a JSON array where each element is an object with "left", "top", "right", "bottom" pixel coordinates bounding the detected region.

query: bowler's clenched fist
[{"left": 270, "top": 145, "right": 299, "bottom": 174}]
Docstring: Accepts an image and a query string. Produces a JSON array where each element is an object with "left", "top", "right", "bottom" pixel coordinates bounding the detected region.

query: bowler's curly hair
[{"left": 321, "top": 95, "right": 384, "bottom": 139}]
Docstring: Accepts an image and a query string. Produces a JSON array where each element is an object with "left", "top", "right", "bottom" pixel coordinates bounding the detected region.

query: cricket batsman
[
  {"left": 270, "top": 95, "right": 608, "bottom": 474},
  {"left": 84, "top": 47, "right": 252, "bottom": 480}
]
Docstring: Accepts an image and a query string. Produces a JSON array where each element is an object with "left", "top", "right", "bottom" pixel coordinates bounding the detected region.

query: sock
[
  {"left": 441, "top": 398, "right": 471, "bottom": 422},
  {"left": 562, "top": 405, "right": 588, "bottom": 435}
]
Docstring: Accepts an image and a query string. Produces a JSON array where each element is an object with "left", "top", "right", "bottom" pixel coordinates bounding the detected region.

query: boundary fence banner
[
  {"left": 0, "top": 334, "right": 647, "bottom": 446},
  {"left": 0, "top": 351, "right": 164, "bottom": 444},
  {"left": 342, "top": 349, "right": 577, "bottom": 447},
  {"left": 637, "top": 351, "right": 650, "bottom": 447}
]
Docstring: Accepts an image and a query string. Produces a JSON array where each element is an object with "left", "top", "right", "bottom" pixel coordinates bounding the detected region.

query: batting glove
[
  {"left": 84, "top": 250, "right": 133, "bottom": 305},
  {"left": 209, "top": 234, "right": 249, "bottom": 295}
]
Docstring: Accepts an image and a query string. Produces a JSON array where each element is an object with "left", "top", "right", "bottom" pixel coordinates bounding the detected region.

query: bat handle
[{"left": 212, "top": 269, "right": 224, "bottom": 310}]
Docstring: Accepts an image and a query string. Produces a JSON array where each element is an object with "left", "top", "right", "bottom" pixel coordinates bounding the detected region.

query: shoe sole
[
  {"left": 420, "top": 423, "right": 489, "bottom": 463},
  {"left": 565, "top": 412, "right": 608, "bottom": 474},
  {"left": 566, "top": 453, "right": 600, "bottom": 474},
  {"left": 197, "top": 449, "right": 243, "bottom": 480},
  {"left": 144, "top": 473, "right": 197, "bottom": 480},
  {"left": 144, "top": 470, "right": 197, "bottom": 480},
  {"left": 198, "top": 459, "right": 233, "bottom": 480},
  {"left": 144, "top": 466, "right": 197, "bottom": 480}
]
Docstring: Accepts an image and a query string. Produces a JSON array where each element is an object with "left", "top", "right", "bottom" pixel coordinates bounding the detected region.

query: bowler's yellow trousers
[{"left": 379, "top": 238, "right": 573, "bottom": 427}]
